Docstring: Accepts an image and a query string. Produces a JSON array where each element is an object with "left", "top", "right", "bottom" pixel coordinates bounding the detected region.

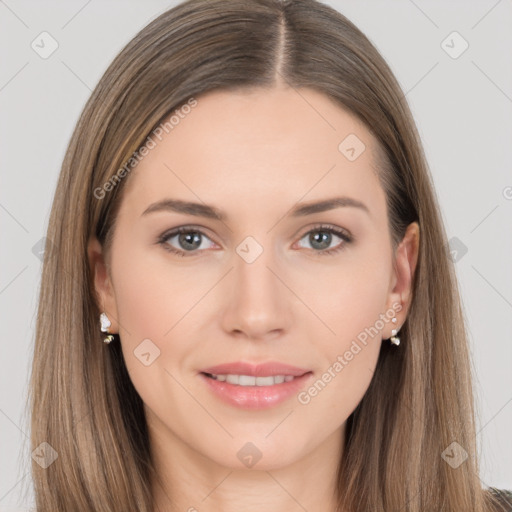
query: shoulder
[{"left": 487, "top": 487, "right": 512, "bottom": 511}]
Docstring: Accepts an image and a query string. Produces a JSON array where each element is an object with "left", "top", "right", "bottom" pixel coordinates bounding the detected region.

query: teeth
[
  {"left": 226, "top": 374, "right": 239, "bottom": 385},
  {"left": 209, "top": 374, "right": 296, "bottom": 386}
]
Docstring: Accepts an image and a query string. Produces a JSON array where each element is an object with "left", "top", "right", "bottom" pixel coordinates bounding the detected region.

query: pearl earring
[
  {"left": 389, "top": 316, "right": 401, "bottom": 346},
  {"left": 100, "top": 312, "right": 114, "bottom": 344}
]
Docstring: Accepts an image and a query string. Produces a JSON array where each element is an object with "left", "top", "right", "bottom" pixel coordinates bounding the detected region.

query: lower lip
[{"left": 199, "top": 372, "right": 314, "bottom": 410}]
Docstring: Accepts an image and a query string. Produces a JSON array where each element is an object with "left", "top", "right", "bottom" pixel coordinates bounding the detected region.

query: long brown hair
[{"left": 28, "top": 0, "right": 505, "bottom": 510}]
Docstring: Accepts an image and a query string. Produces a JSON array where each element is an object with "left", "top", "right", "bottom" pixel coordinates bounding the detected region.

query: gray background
[{"left": 1, "top": 0, "right": 511, "bottom": 509}]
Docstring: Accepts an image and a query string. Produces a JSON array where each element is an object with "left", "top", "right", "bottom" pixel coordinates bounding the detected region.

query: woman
[{"left": 29, "top": 0, "right": 511, "bottom": 510}]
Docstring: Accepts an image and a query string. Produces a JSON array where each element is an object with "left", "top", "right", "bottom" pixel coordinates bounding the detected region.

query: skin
[{"left": 88, "top": 85, "right": 419, "bottom": 512}]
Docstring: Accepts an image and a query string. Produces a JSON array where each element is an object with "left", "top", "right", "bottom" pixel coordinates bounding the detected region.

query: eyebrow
[{"left": 141, "top": 196, "right": 370, "bottom": 221}]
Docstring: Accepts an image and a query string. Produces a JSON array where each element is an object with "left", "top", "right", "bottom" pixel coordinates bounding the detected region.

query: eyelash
[{"left": 157, "top": 224, "right": 353, "bottom": 258}]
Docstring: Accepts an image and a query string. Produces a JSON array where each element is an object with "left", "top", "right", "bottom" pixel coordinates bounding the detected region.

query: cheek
[
  {"left": 110, "top": 245, "right": 213, "bottom": 389},
  {"left": 110, "top": 251, "right": 200, "bottom": 419},
  {"left": 299, "top": 306, "right": 383, "bottom": 431},
  {"left": 297, "top": 246, "right": 390, "bottom": 410},
  {"left": 112, "top": 243, "right": 209, "bottom": 340},
  {"left": 301, "top": 245, "right": 392, "bottom": 342}
]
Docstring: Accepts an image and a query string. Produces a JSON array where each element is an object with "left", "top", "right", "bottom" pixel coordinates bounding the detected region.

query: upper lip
[{"left": 200, "top": 361, "right": 312, "bottom": 377}]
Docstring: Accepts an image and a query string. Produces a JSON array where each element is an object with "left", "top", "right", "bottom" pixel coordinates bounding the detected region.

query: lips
[
  {"left": 200, "top": 361, "right": 311, "bottom": 378},
  {"left": 198, "top": 361, "right": 313, "bottom": 409}
]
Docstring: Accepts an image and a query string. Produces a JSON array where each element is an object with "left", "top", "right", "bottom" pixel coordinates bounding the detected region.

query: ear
[
  {"left": 385, "top": 221, "right": 420, "bottom": 336},
  {"left": 87, "top": 236, "right": 119, "bottom": 333}
]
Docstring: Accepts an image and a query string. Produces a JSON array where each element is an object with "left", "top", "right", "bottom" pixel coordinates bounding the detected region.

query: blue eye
[
  {"left": 157, "top": 224, "right": 353, "bottom": 257},
  {"left": 157, "top": 226, "right": 215, "bottom": 257},
  {"left": 296, "top": 224, "right": 352, "bottom": 256}
]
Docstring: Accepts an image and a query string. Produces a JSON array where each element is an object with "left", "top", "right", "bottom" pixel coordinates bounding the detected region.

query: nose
[{"left": 220, "top": 241, "right": 292, "bottom": 341}]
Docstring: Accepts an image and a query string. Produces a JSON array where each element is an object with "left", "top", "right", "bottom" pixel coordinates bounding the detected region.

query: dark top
[{"left": 489, "top": 487, "right": 512, "bottom": 511}]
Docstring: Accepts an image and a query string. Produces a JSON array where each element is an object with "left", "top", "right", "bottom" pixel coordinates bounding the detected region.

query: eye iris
[
  {"left": 179, "top": 232, "right": 201, "bottom": 251},
  {"left": 310, "top": 230, "right": 332, "bottom": 250}
]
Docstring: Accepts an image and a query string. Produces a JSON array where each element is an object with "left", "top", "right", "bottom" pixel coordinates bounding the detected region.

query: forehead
[{"left": 120, "top": 86, "right": 385, "bottom": 222}]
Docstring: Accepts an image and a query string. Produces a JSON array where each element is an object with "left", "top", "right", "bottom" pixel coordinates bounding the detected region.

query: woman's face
[{"left": 90, "top": 86, "right": 418, "bottom": 471}]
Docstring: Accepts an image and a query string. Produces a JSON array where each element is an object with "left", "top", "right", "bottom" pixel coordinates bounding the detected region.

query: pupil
[
  {"left": 180, "top": 232, "right": 201, "bottom": 250},
  {"left": 311, "top": 231, "right": 331, "bottom": 250}
]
